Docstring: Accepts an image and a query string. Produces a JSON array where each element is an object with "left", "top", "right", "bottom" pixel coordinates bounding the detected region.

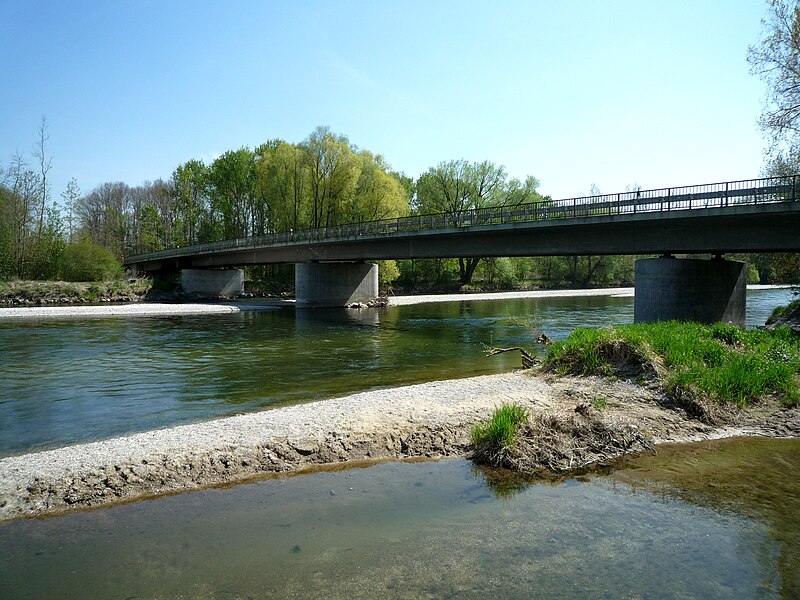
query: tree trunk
[{"left": 459, "top": 257, "right": 481, "bottom": 285}]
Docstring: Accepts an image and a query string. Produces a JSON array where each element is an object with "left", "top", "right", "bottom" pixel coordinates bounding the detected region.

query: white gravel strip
[
  {"left": 0, "top": 303, "right": 246, "bottom": 319},
  {"left": 388, "top": 287, "right": 635, "bottom": 306}
]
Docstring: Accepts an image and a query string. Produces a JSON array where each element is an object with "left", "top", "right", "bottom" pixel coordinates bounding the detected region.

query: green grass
[
  {"left": 545, "top": 322, "right": 800, "bottom": 407},
  {"left": 471, "top": 404, "right": 529, "bottom": 450}
]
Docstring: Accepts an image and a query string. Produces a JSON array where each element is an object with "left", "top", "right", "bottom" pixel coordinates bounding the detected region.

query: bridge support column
[
  {"left": 634, "top": 256, "right": 746, "bottom": 326},
  {"left": 295, "top": 262, "right": 378, "bottom": 308},
  {"left": 181, "top": 269, "right": 244, "bottom": 296}
]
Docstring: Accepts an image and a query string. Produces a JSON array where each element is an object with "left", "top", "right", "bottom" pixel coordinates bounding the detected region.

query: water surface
[{"left": 0, "top": 288, "right": 793, "bottom": 455}]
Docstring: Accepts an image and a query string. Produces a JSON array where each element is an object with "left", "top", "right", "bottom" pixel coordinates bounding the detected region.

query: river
[
  {"left": 0, "top": 287, "right": 794, "bottom": 457},
  {"left": 0, "top": 287, "right": 798, "bottom": 598}
]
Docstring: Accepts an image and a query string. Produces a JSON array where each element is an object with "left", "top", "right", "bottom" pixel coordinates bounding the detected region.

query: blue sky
[{"left": 1, "top": 0, "right": 771, "bottom": 203}]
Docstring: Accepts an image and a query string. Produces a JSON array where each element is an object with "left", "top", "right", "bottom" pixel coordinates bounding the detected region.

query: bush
[{"left": 59, "top": 239, "right": 123, "bottom": 282}]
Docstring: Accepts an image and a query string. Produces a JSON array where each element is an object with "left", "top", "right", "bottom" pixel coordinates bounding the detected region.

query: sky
[{"left": 0, "top": 0, "right": 773, "bottom": 204}]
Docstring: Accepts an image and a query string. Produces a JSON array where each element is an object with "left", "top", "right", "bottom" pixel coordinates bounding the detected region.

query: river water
[
  {"left": 1, "top": 287, "right": 798, "bottom": 598},
  {"left": 1, "top": 437, "right": 798, "bottom": 598},
  {"left": 0, "top": 287, "right": 794, "bottom": 456}
]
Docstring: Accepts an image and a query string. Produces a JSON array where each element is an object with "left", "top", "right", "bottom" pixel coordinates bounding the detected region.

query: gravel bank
[
  {"left": 3, "top": 370, "right": 798, "bottom": 522},
  {"left": 388, "top": 287, "right": 634, "bottom": 306},
  {"left": 0, "top": 302, "right": 285, "bottom": 319}
]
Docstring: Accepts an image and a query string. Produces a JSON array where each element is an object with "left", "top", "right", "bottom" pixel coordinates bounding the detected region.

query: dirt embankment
[
  {"left": 767, "top": 300, "right": 800, "bottom": 333},
  {"left": 2, "top": 371, "right": 799, "bottom": 522}
]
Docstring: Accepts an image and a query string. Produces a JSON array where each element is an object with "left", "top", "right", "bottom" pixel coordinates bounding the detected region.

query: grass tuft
[{"left": 471, "top": 404, "right": 529, "bottom": 451}]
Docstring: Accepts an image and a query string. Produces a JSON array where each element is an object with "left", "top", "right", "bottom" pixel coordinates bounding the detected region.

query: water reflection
[{"left": 612, "top": 437, "right": 800, "bottom": 598}]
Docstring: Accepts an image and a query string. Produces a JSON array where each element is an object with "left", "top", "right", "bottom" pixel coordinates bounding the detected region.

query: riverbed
[{"left": 1, "top": 437, "right": 798, "bottom": 599}]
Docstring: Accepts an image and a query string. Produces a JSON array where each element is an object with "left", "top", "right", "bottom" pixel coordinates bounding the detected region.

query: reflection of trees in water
[
  {"left": 472, "top": 461, "right": 618, "bottom": 500},
  {"left": 612, "top": 437, "right": 800, "bottom": 599}
]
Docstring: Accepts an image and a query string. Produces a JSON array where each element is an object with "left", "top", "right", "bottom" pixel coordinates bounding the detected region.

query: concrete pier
[
  {"left": 634, "top": 257, "right": 746, "bottom": 325},
  {"left": 295, "top": 262, "right": 378, "bottom": 308},
  {"left": 181, "top": 269, "right": 244, "bottom": 296}
]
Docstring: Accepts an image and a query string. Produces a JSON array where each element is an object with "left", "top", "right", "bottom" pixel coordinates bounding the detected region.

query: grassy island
[{"left": 472, "top": 321, "right": 800, "bottom": 476}]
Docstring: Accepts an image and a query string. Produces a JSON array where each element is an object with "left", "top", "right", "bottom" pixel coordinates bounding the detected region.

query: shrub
[{"left": 59, "top": 239, "right": 123, "bottom": 282}]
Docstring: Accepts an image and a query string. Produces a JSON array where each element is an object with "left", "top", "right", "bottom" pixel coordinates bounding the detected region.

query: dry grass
[{"left": 472, "top": 402, "right": 653, "bottom": 474}]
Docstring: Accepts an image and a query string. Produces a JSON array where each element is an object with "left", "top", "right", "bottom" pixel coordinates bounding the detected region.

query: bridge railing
[{"left": 124, "top": 174, "right": 799, "bottom": 264}]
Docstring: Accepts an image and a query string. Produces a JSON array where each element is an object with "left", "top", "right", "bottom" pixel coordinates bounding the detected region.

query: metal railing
[{"left": 124, "top": 174, "right": 799, "bottom": 264}]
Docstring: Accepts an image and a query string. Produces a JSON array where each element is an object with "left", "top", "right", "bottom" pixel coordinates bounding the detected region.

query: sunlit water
[
  {"left": 1, "top": 437, "right": 798, "bottom": 599},
  {"left": 0, "top": 288, "right": 794, "bottom": 456}
]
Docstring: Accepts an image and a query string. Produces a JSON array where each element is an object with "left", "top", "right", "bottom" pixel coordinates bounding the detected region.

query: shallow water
[
  {"left": 0, "top": 288, "right": 793, "bottom": 456},
  {"left": 1, "top": 436, "right": 797, "bottom": 599}
]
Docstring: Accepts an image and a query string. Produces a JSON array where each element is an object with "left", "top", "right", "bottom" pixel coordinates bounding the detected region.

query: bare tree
[
  {"left": 748, "top": 0, "right": 800, "bottom": 147},
  {"left": 33, "top": 116, "right": 52, "bottom": 237}
]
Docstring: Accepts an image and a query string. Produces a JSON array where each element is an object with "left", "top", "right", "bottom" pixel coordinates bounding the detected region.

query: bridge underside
[
  {"left": 128, "top": 204, "right": 800, "bottom": 273},
  {"left": 125, "top": 201, "right": 800, "bottom": 317}
]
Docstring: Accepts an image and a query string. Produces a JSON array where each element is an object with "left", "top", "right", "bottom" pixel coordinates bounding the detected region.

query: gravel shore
[
  {"left": 388, "top": 287, "right": 634, "bottom": 306},
  {"left": 0, "top": 302, "right": 283, "bottom": 319},
  {"left": 3, "top": 370, "right": 797, "bottom": 522}
]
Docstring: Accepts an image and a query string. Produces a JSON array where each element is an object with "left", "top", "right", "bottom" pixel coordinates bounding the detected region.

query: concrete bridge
[{"left": 125, "top": 175, "right": 800, "bottom": 324}]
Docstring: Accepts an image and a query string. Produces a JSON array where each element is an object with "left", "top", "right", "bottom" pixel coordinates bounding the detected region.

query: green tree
[
  {"left": 255, "top": 141, "right": 308, "bottom": 232},
  {"left": 207, "top": 148, "right": 259, "bottom": 239},
  {"left": 173, "top": 159, "right": 210, "bottom": 245},
  {"left": 416, "top": 159, "right": 544, "bottom": 285},
  {"left": 301, "top": 127, "right": 362, "bottom": 228}
]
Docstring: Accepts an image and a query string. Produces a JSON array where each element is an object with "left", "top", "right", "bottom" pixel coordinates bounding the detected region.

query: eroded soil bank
[{"left": 2, "top": 371, "right": 799, "bottom": 522}]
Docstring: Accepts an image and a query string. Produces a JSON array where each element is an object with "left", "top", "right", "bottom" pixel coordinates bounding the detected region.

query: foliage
[
  {"left": 415, "top": 159, "right": 545, "bottom": 285},
  {"left": 471, "top": 404, "right": 529, "bottom": 450},
  {"left": 59, "top": 238, "right": 124, "bottom": 282},
  {"left": 375, "top": 259, "right": 400, "bottom": 289},
  {"left": 545, "top": 322, "right": 800, "bottom": 408}
]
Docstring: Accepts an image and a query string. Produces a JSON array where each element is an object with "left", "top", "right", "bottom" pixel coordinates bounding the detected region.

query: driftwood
[{"left": 485, "top": 346, "right": 536, "bottom": 369}]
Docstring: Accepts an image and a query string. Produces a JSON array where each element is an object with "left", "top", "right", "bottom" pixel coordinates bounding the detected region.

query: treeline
[{"left": 1, "top": 123, "right": 798, "bottom": 288}]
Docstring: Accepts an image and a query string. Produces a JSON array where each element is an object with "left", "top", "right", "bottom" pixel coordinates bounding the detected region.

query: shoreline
[{"left": 2, "top": 370, "right": 798, "bottom": 523}]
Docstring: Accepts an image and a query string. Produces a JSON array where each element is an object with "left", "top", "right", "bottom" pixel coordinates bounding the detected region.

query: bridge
[{"left": 125, "top": 175, "right": 800, "bottom": 323}]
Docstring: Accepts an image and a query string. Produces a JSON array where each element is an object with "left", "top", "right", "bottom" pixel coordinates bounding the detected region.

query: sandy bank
[{"left": 2, "top": 371, "right": 798, "bottom": 522}]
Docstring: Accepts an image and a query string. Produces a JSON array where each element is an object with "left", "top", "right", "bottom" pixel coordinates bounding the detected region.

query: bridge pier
[
  {"left": 295, "top": 262, "right": 378, "bottom": 308},
  {"left": 181, "top": 268, "right": 244, "bottom": 296},
  {"left": 634, "top": 256, "right": 746, "bottom": 326}
]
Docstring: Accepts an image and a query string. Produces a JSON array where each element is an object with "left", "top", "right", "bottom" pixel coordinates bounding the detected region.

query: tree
[
  {"left": 301, "top": 127, "right": 361, "bottom": 228},
  {"left": 748, "top": 1, "right": 800, "bottom": 149},
  {"left": 416, "top": 160, "right": 544, "bottom": 285},
  {"left": 61, "top": 178, "right": 80, "bottom": 244},
  {"left": 172, "top": 159, "right": 208, "bottom": 246},
  {"left": 207, "top": 149, "right": 259, "bottom": 239},
  {"left": 76, "top": 182, "right": 129, "bottom": 258},
  {"left": 255, "top": 141, "right": 307, "bottom": 232}
]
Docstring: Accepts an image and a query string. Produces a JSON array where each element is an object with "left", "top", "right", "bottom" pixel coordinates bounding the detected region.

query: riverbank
[
  {"left": 2, "top": 370, "right": 798, "bottom": 522},
  {"left": 0, "top": 302, "right": 287, "bottom": 319}
]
